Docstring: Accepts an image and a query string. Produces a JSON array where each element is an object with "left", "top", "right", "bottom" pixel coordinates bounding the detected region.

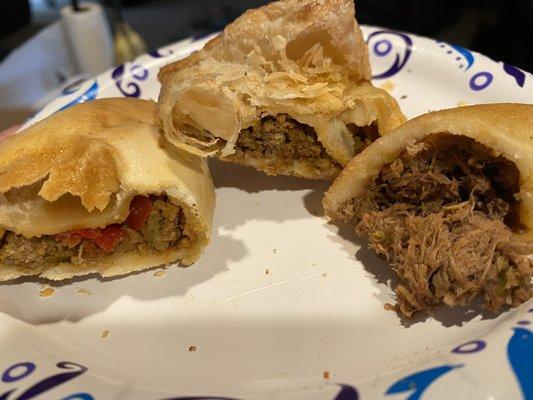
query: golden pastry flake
[{"left": 39, "top": 287, "right": 55, "bottom": 298}]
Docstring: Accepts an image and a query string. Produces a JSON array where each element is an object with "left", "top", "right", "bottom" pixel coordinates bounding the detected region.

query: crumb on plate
[
  {"left": 154, "top": 269, "right": 166, "bottom": 277},
  {"left": 39, "top": 287, "right": 55, "bottom": 298}
]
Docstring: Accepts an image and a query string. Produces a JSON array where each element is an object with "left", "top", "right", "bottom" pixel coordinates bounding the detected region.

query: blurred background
[{"left": 0, "top": 0, "right": 531, "bottom": 130}]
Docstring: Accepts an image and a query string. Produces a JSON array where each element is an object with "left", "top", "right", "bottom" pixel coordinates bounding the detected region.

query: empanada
[
  {"left": 158, "top": 0, "right": 405, "bottom": 179},
  {"left": 324, "top": 104, "right": 533, "bottom": 316},
  {"left": 0, "top": 98, "right": 215, "bottom": 281}
]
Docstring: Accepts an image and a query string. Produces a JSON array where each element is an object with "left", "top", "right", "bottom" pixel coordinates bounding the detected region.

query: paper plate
[{"left": 1, "top": 26, "right": 532, "bottom": 400}]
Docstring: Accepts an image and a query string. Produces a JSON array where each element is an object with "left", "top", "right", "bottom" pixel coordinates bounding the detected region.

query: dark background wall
[{"left": 1, "top": 0, "right": 532, "bottom": 72}]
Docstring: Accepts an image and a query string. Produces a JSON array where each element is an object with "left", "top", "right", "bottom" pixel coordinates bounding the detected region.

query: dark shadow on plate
[
  {"left": 323, "top": 218, "right": 501, "bottom": 328},
  {"left": 302, "top": 187, "right": 329, "bottom": 218},
  {"left": 0, "top": 234, "right": 247, "bottom": 325},
  {"left": 210, "top": 158, "right": 329, "bottom": 193}
]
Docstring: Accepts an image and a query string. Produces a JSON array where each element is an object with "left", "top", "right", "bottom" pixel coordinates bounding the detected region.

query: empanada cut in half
[
  {"left": 0, "top": 98, "right": 215, "bottom": 281},
  {"left": 324, "top": 104, "right": 533, "bottom": 317},
  {"left": 158, "top": 0, "right": 405, "bottom": 179}
]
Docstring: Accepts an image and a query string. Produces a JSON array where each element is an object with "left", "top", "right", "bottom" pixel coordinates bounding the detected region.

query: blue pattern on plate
[
  {"left": 58, "top": 81, "right": 99, "bottom": 111},
  {"left": 149, "top": 48, "right": 175, "bottom": 58},
  {"left": 61, "top": 394, "right": 94, "bottom": 400},
  {"left": 508, "top": 326, "right": 533, "bottom": 400},
  {"left": 366, "top": 30, "right": 413, "bottom": 79},
  {"left": 111, "top": 63, "right": 149, "bottom": 98},
  {"left": 449, "top": 44, "right": 474, "bottom": 70},
  {"left": 0, "top": 362, "right": 89, "bottom": 400},
  {"left": 333, "top": 384, "right": 359, "bottom": 400},
  {"left": 385, "top": 364, "right": 463, "bottom": 400},
  {"left": 503, "top": 63, "right": 526, "bottom": 87}
]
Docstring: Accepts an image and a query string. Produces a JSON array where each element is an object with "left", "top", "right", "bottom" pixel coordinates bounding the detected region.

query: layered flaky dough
[
  {"left": 323, "top": 104, "right": 533, "bottom": 238},
  {"left": 0, "top": 98, "right": 215, "bottom": 281},
  {"left": 158, "top": 0, "right": 405, "bottom": 178}
]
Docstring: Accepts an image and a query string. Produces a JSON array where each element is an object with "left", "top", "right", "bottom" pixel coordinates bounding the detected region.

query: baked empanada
[
  {"left": 158, "top": 0, "right": 405, "bottom": 179},
  {"left": 324, "top": 104, "right": 533, "bottom": 316},
  {"left": 0, "top": 98, "right": 215, "bottom": 281}
]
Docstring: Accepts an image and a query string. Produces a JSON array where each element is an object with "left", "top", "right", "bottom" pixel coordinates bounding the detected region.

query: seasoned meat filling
[
  {"left": 0, "top": 196, "right": 189, "bottom": 269},
  {"left": 345, "top": 134, "right": 532, "bottom": 316},
  {"left": 224, "top": 115, "right": 377, "bottom": 177}
]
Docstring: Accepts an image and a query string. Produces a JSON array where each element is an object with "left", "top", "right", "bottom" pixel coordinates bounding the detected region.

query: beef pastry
[{"left": 324, "top": 104, "right": 533, "bottom": 316}]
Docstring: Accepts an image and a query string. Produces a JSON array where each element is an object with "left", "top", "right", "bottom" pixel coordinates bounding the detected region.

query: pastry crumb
[
  {"left": 322, "top": 370, "right": 330, "bottom": 379},
  {"left": 272, "top": 248, "right": 278, "bottom": 254},
  {"left": 188, "top": 345, "right": 197, "bottom": 352},
  {"left": 39, "top": 287, "right": 55, "bottom": 298},
  {"left": 400, "top": 95, "right": 408, "bottom": 99},
  {"left": 379, "top": 80, "right": 396, "bottom": 92},
  {"left": 101, "top": 330, "right": 109, "bottom": 339},
  {"left": 265, "top": 269, "right": 270, "bottom": 275},
  {"left": 312, "top": 262, "right": 317, "bottom": 267},
  {"left": 153, "top": 269, "right": 166, "bottom": 277},
  {"left": 321, "top": 273, "right": 328, "bottom": 278},
  {"left": 77, "top": 288, "right": 92, "bottom": 295}
]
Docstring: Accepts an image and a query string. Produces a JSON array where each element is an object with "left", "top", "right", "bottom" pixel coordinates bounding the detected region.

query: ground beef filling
[
  {"left": 0, "top": 196, "right": 190, "bottom": 269},
  {"left": 345, "top": 134, "right": 532, "bottom": 317},
  {"left": 225, "top": 115, "right": 375, "bottom": 176}
]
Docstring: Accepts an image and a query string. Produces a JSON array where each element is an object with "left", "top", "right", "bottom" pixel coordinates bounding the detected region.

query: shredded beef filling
[
  {"left": 345, "top": 134, "right": 532, "bottom": 316},
  {"left": 0, "top": 196, "right": 189, "bottom": 269},
  {"left": 225, "top": 115, "right": 377, "bottom": 177}
]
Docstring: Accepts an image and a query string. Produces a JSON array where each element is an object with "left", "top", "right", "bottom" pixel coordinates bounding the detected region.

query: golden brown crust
[
  {"left": 157, "top": 0, "right": 405, "bottom": 177},
  {"left": 323, "top": 104, "right": 533, "bottom": 239},
  {"left": 0, "top": 98, "right": 215, "bottom": 280}
]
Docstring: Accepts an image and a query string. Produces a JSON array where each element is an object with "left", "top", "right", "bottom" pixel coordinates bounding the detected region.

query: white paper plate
[{"left": 1, "top": 26, "right": 532, "bottom": 400}]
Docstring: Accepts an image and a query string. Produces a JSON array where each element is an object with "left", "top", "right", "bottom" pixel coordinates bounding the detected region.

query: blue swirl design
[
  {"left": 507, "top": 326, "right": 532, "bottom": 400},
  {"left": 451, "top": 339, "right": 486, "bottom": 354},
  {"left": 61, "top": 394, "right": 94, "bottom": 400},
  {"left": 366, "top": 30, "right": 413, "bottom": 79},
  {"left": 442, "top": 42, "right": 527, "bottom": 89},
  {"left": 111, "top": 63, "right": 149, "bottom": 98},
  {"left": 385, "top": 364, "right": 463, "bottom": 400},
  {"left": 503, "top": 63, "right": 526, "bottom": 88},
  {"left": 0, "top": 361, "right": 90, "bottom": 400},
  {"left": 333, "top": 384, "right": 358, "bottom": 400},
  {"left": 149, "top": 48, "right": 175, "bottom": 58},
  {"left": 469, "top": 71, "right": 493, "bottom": 91},
  {"left": 61, "top": 78, "right": 90, "bottom": 96},
  {"left": 449, "top": 44, "right": 474, "bottom": 70},
  {"left": 58, "top": 81, "right": 99, "bottom": 112},
  {"left": 2, "top": 363, "right": 36, "bottom": 384}
]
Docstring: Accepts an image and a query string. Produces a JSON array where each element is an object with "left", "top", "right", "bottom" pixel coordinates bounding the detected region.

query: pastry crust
[
  {"left": 323, "top": 104, "right": 533, "bottom": 239},
  {"left": 157, "top": 0, "right": 405, "bottom": 178},
  {"left": 0, "top": 98, "right": 215, "bottom": 281}
]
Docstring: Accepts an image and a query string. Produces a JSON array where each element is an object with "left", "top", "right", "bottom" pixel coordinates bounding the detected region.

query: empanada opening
[
  {"left": 221, "top": 114, "right": 378, "bottom": 179},
  {"left": 343, "top": 133, "right": 532, "bottom": 316},
  {"left": 347, "top": 123, "right": 379, "bottom": 154},
  {"left": 223, "top": 114, "right": 339, "bottom": 178},
  {"left": 0, "top": 195, "right": 192, "bottom": 271}
]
